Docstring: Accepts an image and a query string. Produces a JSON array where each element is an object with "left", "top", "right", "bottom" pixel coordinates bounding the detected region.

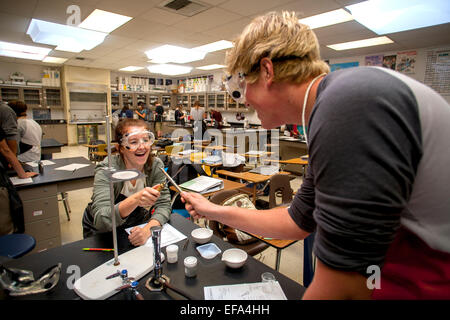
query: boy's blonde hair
[{"left": 225, "top": 11, "right": 330, "bottom": 84}]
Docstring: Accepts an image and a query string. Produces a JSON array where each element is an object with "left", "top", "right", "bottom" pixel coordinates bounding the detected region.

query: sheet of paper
[
  {"left": 25, "top": 161, "right": 39, "bottom": 167},
  {"left": 54, "top": 163, "right": 90, "bottom": 171},
  {"left": 125, "top": 223, "right": 187, "bottom": 248},
  {"left": 10, "top": 177, "right": 33, "bottom": 185},
  {"left": 204, "top": 281, "right": 287, "bottom": 300},
  {"left": 41, "top": 160, "right": 55, "bottom": 166}
]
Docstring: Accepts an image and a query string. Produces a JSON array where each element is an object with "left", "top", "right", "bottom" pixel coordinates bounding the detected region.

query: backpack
[{"left": 216, "top": 193, "right": 257, "bottom": 245}]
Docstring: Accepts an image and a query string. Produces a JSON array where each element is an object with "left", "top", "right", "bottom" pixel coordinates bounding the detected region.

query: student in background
[
  {"left": 0, "top": 127, "right": 38, "bottom": 235},
  {"left": 174, "top": 104, "right": 185, "bottom": 126},
  {"left": 154, "top": 103, "right": 164, "bottom": 138},
  {"left": 119, "top": 105, "right": 133, "bottom": 119},
  {"left": 8, "top": 100, "right": 42, "bottom": 162},
  {"left": 0, "top": 101, "right": 19, "bottom": 155},
  {"left": 135, "top": 101, "right": 148, "bottom": 122}
]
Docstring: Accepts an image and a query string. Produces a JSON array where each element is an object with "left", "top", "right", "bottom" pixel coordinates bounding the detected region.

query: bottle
[{"left": 184, "top": 256, "right": 197, "bottom": 277}]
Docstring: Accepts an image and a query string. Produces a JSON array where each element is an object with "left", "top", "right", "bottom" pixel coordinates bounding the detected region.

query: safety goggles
[
  {"left": 225, "top": 72, "right": 247, "bottom": 104},
  {"left": 120, "top": 130, "right": 155, "bottom": 151}
]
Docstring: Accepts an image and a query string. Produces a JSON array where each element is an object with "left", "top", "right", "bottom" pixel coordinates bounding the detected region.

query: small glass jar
[
  {"left": 166, "top": 244, "right": 178, "bottom": 263},
  {"left": 261, "top": 272, "right": 276, "bottom": 282},
  {"left": 184, "top": 256, "right": 198, "bottom": 278}
]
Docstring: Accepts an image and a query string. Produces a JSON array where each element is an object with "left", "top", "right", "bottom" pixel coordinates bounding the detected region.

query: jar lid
[
  {"left": 166, "top": 244, "right": 178, "bottom": 253},
  {"left": 184, "top": 256, "right": 197, "bottom": 267}
]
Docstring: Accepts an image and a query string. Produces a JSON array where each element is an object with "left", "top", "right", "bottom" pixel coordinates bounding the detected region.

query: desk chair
[
  {"left": 268, "top": 174, "right": 294, "bottom": 208},
  {"left": 165, "top": 145, "right": 184, "bottom": 155},
  {"left": 0, "top": 234, "right": 36, "bottom": 259},
  {"left": 208, "top": 189, "right": 269, "bottom": 256},
  {"left": 58, "top": 192, "right": 71, "bottom": 221},
  {"left": 87, "top": 140, "right": 106, "bottom": 162},
  {"left": 92, "top": 144, "right": 108, "bottom": 163}
]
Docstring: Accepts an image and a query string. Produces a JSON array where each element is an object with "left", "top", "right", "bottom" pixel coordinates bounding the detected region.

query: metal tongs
[{"left": 0, "top": 263, "right": 62, "bottom": 296}]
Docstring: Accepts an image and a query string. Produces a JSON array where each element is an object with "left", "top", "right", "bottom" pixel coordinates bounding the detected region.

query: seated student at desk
[{"left": 83, "top": 119, "right": 171, "bottom": 246}]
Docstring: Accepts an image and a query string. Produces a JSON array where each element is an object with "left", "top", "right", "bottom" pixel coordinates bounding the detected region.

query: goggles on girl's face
[
  {"left": 225, "top": 73, "right": 247, "bottom": 104},
  {"left": 120, "top": 130, "right": 155, "bottom": 151}
]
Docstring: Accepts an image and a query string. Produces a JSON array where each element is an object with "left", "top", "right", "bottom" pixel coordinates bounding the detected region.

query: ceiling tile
[
  {"left": 138, "top": 7, "right": 188, "bottom": 25},
  {"left": 268, "top": 0, "right": 341, "bottom": 18},
  {"left": 32, "top": 0, "right": 96, "bottom": 24},
  {"left": 219, "top": 0, "right": 294, "bottom": 17},
  {"left": 202, "top": 17, "right": 251, "bottom": 40},
  {"left": 110, "top": 17, "right": 157, "bottom": 38},
  {"left": 172, "top": 7, "right": 242, "bottom": 33},
  {"left": 0, "top": 0, "right": 38, "bottom": 17},
  {"left": 95, "top": 0, "right": 160, "bottom": 18}
]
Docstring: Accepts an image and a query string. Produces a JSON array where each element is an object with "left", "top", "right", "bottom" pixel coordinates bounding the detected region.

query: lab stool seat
[{"left": 0, "top": 234, "right": 36, "bottom": 259}]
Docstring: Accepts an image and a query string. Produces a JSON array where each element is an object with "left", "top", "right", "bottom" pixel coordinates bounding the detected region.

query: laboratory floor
[{"left": 54, "top": 145, "right": 306, "bottom": 286}]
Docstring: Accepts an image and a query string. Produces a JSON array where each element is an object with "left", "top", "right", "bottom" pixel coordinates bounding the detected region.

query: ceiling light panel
[
  {"left": 327, "top": 36, "right": 394, "bottom": 50},
  {"left": 147, "top": 63, "right": 193, "bottom": 76},
  {"left": 196, "top": 64, "right": 226, "bottom": 70},
  {"left": 298, "top": 9, "right": 354, "bottom": 29},
  {"left": 145, "top": 45, "right": 206, "bottom": 64},
  {"left": 194, "top": 40, "right": 233, "bottom": 53},
  {"left": 27, "top": 19, "right": 107, "bottom": 53},
  {"left": 78, "top": 9, "right": 133, "bottom": 33},
  {"left": 346, "top": 0, "right": 450, "bottom": 35},
  {"left": 0, "top": 41, "right": 51, "bottom": 60},
  {"left": 42, "top": 56, "right": 68, "bottom": 64},
  {"left": 119, "top": 66, "right": 144, "bottom": 71}
]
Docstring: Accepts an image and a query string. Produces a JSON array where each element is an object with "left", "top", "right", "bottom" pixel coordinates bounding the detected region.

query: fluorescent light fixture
[
  {"left": 346, "top": 0, "right": 450, "bottom": 35},
  {"left": 78, "top": 9, "right": 132, "bottom": 33},
  {"left": 0, "top": 41, "right": 51, "bottom": 60},
  {"left": 298, "top": 9, "right": 354, "bottom": 29},
  {"left": 196, "top": 64, "right": 226, "bottom": 70},
  {"left": 42, "top": 56, "right": 67, "bottom": 64},
  {"left": 327, "top": 36, "right": 394, "bottom": 50},
  {"left": 147, "top": 64, "right": 193, "bottom": 76},
  {"left": 119, "top": 66, "right": 144, "bottom": 71},
  {"left": 145, "top": 45, "right": 207, "bottom": 64},
  {"left": 194, "top": 40, "right": 233, "bottom": 53},
  {"left": 27, "top": 18, "right": 107, "bottom": 53}
]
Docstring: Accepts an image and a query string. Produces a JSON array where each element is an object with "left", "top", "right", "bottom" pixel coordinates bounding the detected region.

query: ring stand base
[
  {"left": 74, "top": 245, "right": 154, "bottom": 300},
  {"left": 145, "top": 275, "right": 170, "bottom": 292}
]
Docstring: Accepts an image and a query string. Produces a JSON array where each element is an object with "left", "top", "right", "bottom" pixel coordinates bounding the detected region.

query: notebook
[{"left": 179, "top": 176, "right": 224, "bottom": 194}]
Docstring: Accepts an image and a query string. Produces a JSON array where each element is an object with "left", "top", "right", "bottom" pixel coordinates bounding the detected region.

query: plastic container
[
  {"left": 166, "top": 244, "right": 178, "bottom": 263},
  {"left": 184, "top": 256, "right": 198, "bottom": 278}
]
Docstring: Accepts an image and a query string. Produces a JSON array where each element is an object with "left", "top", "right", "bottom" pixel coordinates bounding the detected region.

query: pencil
[{"left": 83, "top": 248, "right": 114, "bottom": 252}]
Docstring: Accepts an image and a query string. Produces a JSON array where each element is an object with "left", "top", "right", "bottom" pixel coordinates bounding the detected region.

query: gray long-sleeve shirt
[{"left": 91, "top": 155, "right": 171, "bottom": 232}]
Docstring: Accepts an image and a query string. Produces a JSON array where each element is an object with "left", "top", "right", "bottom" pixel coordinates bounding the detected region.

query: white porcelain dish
[
  {"left": 191, "top": 228, "right": 213, "bottom": 244},
  {"left": 221, "top": 248, "right": 248, "bottom": 268}
]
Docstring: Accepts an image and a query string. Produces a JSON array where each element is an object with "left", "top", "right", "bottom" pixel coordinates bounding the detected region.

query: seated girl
[{"left": 83, "top": 119, "right": 171, "bottom": 246}]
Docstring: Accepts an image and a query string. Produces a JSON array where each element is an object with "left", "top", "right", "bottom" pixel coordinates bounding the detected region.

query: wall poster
[
  {"left": 424, "top": 48, "right": 450, "bottom": 96},
  {"left": 330, "top": 61, "right": 359, "bottom": 72},
  {"left": 382, "top": 55, "right": 397, "bottom": 70},
  {"left": 365, "top": 55, "right": 383, "bottom": 66},
  {"left": 396, "top": 51, "right": 417, "bottom": 74}
]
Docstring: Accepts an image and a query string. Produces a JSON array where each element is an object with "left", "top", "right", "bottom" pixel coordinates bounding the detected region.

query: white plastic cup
[{"left": 166, "top": 244, "right": 179, "bottom": 263}]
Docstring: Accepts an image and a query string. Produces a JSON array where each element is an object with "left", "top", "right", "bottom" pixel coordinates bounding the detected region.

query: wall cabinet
[
  {"left": 111, "top": 91, "right": 175, "bottom": 111},
  {"left": 176, "top": 92, "right": 248, "bottom": 112},
  {"left": 0, "top": 85, "right": 62, "bottom": 109}
]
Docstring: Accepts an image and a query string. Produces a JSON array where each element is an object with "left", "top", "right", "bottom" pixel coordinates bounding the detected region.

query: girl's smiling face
[{"left": 120, "top": 125, "right": 153, "bottom": 170}]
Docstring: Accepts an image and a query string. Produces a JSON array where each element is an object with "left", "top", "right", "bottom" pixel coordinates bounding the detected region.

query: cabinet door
[
  {"left": 44, "top": 88, "right": 62, "bottom": 108},
  {"left": 54, "top": 125, "right": 68, "bottom": 144},
  {"left": 121, "top": 93, "right": 133, "bottom": 108},
  {"left": 111, "top": 92, "right": 120, "bottom": 111},
  {"left": 216, "top": 93, "right": 226, "bottom": 110},
  {"left": 207, "top": 94, "right": 215, "bottom": 109},
  {"left": 0, "top": 86, "right": 20, "bottom": 103},
  {"left": 23, "top": 88, "right": 43, "bottom": 108}
]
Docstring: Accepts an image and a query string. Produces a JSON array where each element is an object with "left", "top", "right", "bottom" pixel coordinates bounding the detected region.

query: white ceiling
[{"left": 0, "top": 0, "right": 449, "bottom": 77}]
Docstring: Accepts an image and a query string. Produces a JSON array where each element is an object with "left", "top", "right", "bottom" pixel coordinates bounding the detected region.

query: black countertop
[{"left": 1, "top": 214, "right": 305, "bottom": 301}]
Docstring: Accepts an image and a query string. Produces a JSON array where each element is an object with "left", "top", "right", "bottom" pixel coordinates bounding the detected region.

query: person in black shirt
[{"left": 154, "top": 103, "right": 164, "bottom": 138}]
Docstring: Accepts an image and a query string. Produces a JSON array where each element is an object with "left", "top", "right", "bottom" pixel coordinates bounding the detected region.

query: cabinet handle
[{"left": 47, "top": 221, "right": 52, "bottom": 226}]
